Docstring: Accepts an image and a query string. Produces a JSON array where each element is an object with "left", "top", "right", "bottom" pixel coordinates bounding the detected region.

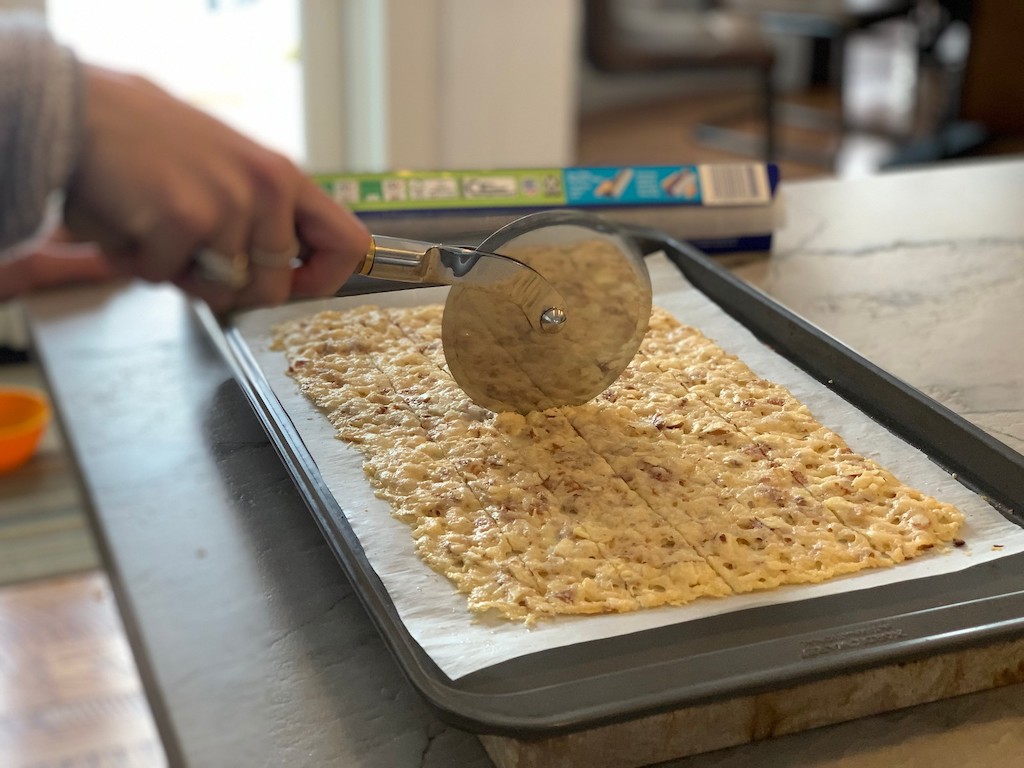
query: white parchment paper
[{"left": 232, "top": 254, "right": 1024, "bottom": 680}]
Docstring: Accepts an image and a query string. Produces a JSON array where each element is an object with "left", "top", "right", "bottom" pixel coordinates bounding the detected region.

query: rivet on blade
[{"left": 539, "top": 307, "right": 567, "bottom": 333}]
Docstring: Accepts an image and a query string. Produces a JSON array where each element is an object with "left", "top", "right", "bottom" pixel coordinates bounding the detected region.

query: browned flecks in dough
[{"left": 271, "top": 305, "right": 964, "bottom": 624}]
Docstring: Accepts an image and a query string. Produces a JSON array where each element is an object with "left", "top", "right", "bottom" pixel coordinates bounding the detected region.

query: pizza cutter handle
[{"left": 357, "top": 235, "right": 567, "bottom": 333}]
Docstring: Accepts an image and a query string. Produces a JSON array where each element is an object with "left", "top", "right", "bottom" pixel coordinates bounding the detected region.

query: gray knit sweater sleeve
[{"left": 0, "top": 13, "right": 83, "bottom": 250}]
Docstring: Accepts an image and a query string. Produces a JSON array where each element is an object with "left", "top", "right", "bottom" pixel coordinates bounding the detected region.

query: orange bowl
[{"left": 0, "top": 387, "right": 51, "bottom": 473}]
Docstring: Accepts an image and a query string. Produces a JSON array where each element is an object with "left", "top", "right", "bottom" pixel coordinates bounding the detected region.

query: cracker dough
[{"left": 272, "top": 304, "right": 964, "bottom": 623}]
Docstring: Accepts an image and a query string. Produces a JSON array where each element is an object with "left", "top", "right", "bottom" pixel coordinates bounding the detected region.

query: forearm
[
  {"left": 0, "top": 13, "right": 84, "bottom": 250},
  {"left": 0, "top": 240, "right": 114, "bottom": 301}
]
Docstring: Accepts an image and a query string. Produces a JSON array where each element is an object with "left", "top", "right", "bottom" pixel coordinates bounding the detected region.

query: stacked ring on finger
[
  {"left": 193, "top": 247, "right": 251, "bottom": 290},
  {"left": 250, "top": 241, "right": 302, "bottom": 269}
]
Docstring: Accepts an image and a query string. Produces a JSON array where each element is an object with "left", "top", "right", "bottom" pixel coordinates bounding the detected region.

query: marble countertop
[
  {"left": 662, "top": 157, "right": 1024, "bottom": 767},
  {"left": 731, "top": 159, "right": 1024, "bottom": 457},
  {"left": 22, "top": 157, "right": 1024, "bottom": 767}
]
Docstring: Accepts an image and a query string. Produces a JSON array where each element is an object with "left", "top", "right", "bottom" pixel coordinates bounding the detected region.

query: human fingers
[
  {"left": 289, "top": 180, "right": 370, "bottom": 299},
  {"left": 64, "top": 67, "right": 197, "bottom": 280},
  {"left": 145, "top": 150, "right": 287, "bottom": 312},
  {"left": 191, "top": 167, "right": 365, "bottom": 308},
  {"left": 67, "top": 64, "right": 368, "bottom": 310},
  {"left": 173, "top": 189, "right": 253, "bottom": 314},
  {"left": 68, "top": 66, "right": 254, "bottom": 297},
  {"left": 232, "top": 153, "right": 304, "bottom": 309}
]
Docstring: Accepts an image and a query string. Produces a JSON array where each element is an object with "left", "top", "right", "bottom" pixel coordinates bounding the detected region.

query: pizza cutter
[{"left": 356, "top": 210, "right": 651, "bottom": 413}]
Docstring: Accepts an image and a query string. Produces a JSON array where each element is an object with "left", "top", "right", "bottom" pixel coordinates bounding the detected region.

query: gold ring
[
  {"left": 193, "top": 248, "right": 250, "bottom": 289},
  {"left": 251, "top": 242, "right": 301, "bottom": 269}
]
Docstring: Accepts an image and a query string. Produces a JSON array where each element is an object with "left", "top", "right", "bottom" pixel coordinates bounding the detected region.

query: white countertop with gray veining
[{"left": 23, "top": 157, "right": 1024, "bottom": 767}]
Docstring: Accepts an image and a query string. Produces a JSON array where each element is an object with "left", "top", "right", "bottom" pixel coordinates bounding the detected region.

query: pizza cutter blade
[
  {"left": 355, "top": 210, "right": 651, "bottom": 413},
  {"left": 442, "top": 211, "right": 651, "bottom": 413}
]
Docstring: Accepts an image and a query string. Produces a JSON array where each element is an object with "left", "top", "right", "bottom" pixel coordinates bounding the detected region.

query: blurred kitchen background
[
  {"left": 1, "top": 1, "right": 1022, "bottom": 766},
  {"left": 33, "top": 0, "right": 1024, "bottom": 181}
]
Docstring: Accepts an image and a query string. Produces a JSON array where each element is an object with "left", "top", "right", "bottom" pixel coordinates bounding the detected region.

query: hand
[
  {"left": 64, "top": 65, "right": 370, "bottom": 312},
  {"left": 0, "top": 229, "right": 116, "bottom": 301}
]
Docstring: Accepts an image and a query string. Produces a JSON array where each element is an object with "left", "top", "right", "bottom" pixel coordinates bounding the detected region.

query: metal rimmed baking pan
[{"left": 210, "top": 229, "right": 1024, "bottom": 739}]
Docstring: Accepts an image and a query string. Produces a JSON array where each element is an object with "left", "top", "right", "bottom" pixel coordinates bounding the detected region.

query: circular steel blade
[{"left": 442, "top": 211, "right": 651, "bottom": 413}]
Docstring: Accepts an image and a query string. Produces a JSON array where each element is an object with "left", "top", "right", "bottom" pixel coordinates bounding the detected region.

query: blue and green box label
[{"left": 312, "top": 165, "right": 752, "bottom": 213}]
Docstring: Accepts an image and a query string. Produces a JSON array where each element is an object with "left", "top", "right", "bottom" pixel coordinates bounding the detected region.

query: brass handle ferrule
[{"left": 359, "top": 237, "right": 376, "bottom": 276}]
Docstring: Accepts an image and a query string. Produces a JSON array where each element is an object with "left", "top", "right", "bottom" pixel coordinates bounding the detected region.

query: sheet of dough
[{"left": 232, "top": 254, "right": 1024, "bottom": 680}]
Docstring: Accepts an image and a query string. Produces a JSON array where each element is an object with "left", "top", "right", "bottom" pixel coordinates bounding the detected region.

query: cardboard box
[{"left": 315, "top": 163, "right": 781, "bottom": 254}]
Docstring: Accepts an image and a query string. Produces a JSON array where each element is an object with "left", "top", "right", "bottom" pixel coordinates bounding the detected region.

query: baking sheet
[{"left": 231, "top": 254, "right": 1024, "bottom": 681}]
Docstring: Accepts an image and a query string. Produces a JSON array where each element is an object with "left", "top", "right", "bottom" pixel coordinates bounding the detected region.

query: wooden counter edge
[{"left": 480, "top": 633, "right": 1024, "bottom": 768}]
